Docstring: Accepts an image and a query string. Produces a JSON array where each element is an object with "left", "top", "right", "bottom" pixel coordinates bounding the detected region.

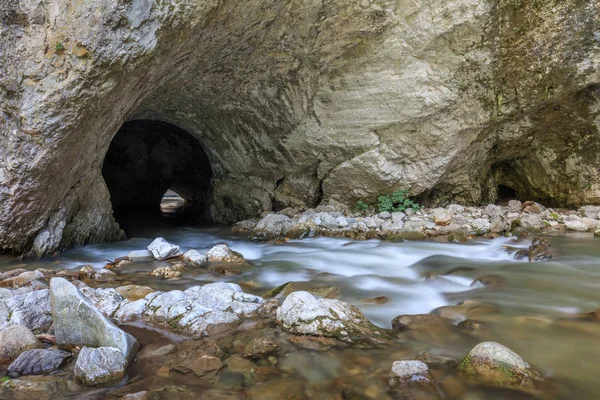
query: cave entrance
[
  {"left": 497, "top": 184, "right": 518, "bottom": 204},
  {"left": 102, "top": 120, "right": 213, "bottom": 236}
]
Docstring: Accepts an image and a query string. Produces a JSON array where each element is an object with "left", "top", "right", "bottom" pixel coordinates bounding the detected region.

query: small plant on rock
[
  {"left": 355, "top": 200, "right": 368, "bottom": 213},
  {"left": 377, "top": 189, "right": 422, "bottom": 213},
  {"left": 55, "top": 42, "right": 65, "bottom": 53}
]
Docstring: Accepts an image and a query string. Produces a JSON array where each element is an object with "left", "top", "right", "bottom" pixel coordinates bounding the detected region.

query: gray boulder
[
  {"left": 519, "top": 214, "right": 544, "bottom": 230},
  {"left": 276, "top": 291, "right": 388, "bottom": 342},
  {"left": 0, "top": 325, "right": 42, "bottom": 363},
  {"left": 182, "top": 249, "right": 206, "bottom": 267},
  {"left": 74, "top": 346, "right": 127, "bottom": 385},
  {"left": 206, "top": 244, "right": 246, "bottom": 263},
  {"left": 49, "top": 278, "right": 139, "bottom": 362},
  {"left": 128, "top": 250, "right": 155, "bottom": 262},
  {"left": 565, "top": 215, "right": 589, "bottom": 232},
  {"left": 580, "top": 205, "right": 600, "bottom": 219},
  {"left": 252, "top": 214, "right": 293, "bottom": 239},
  {"left": 147, "top": 238, "right": 182, "bottom": 260},
  {"left": 4, "top": 289, "right": 52, "bottom": 333},
  {"left": 7, "top": 349, "right": 71, "bottom": 377},
  {"left": 459, "top": 342, "right": 542, "bottom": 390}
]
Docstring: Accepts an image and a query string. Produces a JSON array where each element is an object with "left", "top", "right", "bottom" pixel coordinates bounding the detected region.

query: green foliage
[
  {"left": 55, "top": 42, "right": 65, "bottom": 53},
  {"left": 0, "top": 376, "right": 9, "bottom": 382},
  {"left": 355, "top": 200, "right": 368, "bottom": 213},
  {"left": 377, "top": 189, "right": 421, "bottom": 213}
]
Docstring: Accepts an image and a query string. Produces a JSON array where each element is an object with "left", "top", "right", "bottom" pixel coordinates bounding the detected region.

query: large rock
[
  {"left": 49, "top": 278, "right": 139, "bottom": 362},
  {"left": 74, "top": 346, "right": 127, "bottom": 385},
  {"left": 251, "top": 214, "right": 294, "bottom": 239},
  {"left": 128, "top": 250, "right": 155, "bottom": 263},
  {"left": 276, "top": 291, "right": 389, "bottom": 342},
  {"left": 0, "top": 325, "right": 42, "bottom": 363},
  {"left": 147, "top": 238, "right": 182, "bottom": 260},
  {"left": 7, "top": 349, "right": 71, "bottom": 377},
  {"left": 459, "top": 342, "right": 543, "bottom": 390},
  {"left": 3, "top": 289, "right": 52, "bottom": 333},
  {"left": 182, "top": 250, "right": 206, "bottom": 267},
  {"left": 1, "top": 0, "right": 599, "bottom": 257}
]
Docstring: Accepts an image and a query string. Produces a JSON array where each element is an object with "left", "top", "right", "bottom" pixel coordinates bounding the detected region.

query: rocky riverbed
[
  {"left": 236, "top": 201, "right": 600, "bottom": 243},
  {"left": 0, "top": 218, "right": 599, "bottom": 399}
]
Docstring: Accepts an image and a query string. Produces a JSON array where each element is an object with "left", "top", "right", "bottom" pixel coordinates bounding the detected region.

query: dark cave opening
[
  {"left": 102, "top": 120, "right": 213, "bottom": 236},
  {"left": 497, "top": 184, "right": 518, "bottom": 204}
]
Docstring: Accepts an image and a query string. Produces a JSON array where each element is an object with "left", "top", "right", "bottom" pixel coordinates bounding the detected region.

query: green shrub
[
  {"left": 355, "top": 200, "right": 368, "bottom": 213},
  {"left": 377, "top": 189, "right": 421, "bottom": 213}
]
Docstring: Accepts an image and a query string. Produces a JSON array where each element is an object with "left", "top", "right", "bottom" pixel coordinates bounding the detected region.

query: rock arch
[{"left": 1, "top": 0, "right": 599, "bottom": 256}]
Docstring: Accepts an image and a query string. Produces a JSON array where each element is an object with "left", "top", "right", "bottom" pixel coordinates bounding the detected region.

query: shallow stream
[{"left": 1, "top": 207, "right": 600, "bottom": 399}]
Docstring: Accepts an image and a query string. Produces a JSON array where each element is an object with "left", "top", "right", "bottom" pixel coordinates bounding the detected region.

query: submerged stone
[
  {"left": 388, "top": 360, "right": 436, "bottom": 391},
  {"left": 458, "top": 342, "right": 543, "bottom": 390}
]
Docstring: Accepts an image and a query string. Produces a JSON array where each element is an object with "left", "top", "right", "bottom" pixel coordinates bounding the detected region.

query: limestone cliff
[{"left": 1, "top": 0, "right": 599, "bottom": 256}]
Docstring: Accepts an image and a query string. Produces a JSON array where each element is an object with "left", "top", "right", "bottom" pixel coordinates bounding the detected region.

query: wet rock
[
  {"left": 7, "top": 349, "right": 71, "bottom": 377},
  {"left": 147, "top": 238, "right": 182, "bottom": 260},
  {"left": 0, "top": 269, "right": 28, "bottom": 281},
  {"left": 137, "top": 282, "right": 264, "bottom": 336},
  {"left": 243, "top": 337, "right": 280, "bottom": 359},
  {"left": 388, "top": 360, "right": 436, "bottom": 391},
  {"left": 150, "top": 266, "right": 182, "bottom": 279},
  {"left": 128, "top": 250, "right": 156, "bottom": 263},
  {"left": 308, "top": 286, "right": 341, "bottom": 299},
  {"left": 206, "top": 244, "right": 246, "bottom": 263},
  {"left": 457, "top": 319, "right": 486, "bottom": 333},
  {"left": 458, "top": 342, "right": 543, "bottom": 390},
  {"left": 50, "top": 278, "right": 139, "bottom": 362},
  {"left": 0, "top": 325, "right": 42, "bottom": 363},
  {"left": 182, "top": 249, "right": 206, "bottom": 267},
  {"left": 94, "top": 269, "right": 116, "bottom": 281},
  {"left": 245, "top": 377, "right": 306, "bottom": 400},
  {"left": 74, "top": 346, "right": 127, "bottom": 385},
  {"left": 564, "top": 215, "right": 588, "bottom": 232},
  {"left": 79, "top": 266, "right": 95, "bottom": 280},
  {"left": 171, "top": 353, "right": 223, "bottom": 377},
  {"left": 391, "top": 314, "right": 451, "bottom": 332},
  {"left": 528, "top": 238, "right": 553, "bottom": 262},
  {"left": 121, "top": 392, "right": 160, "bottom": 400},
  {"left": 252, "top": 214, "right": 293, "bottom": 239},
  {"left": 80, "top": 286, "right": 124, "bottom": 316},
  {"left": 288, "top": 335, "right": 345, "bottom": 351},
  {"left": 0, "top": 270, "right": 44, "bottom": 288},
  {"left": 116, "top": 285, "right": 154, "bottom": 301},
  {"left": 432, "top": 300, "right": 498, "bottom": 322},
  {"left": 415, "top": 352, "right": 458, "bottom": 368},
  {"left": 471, "top": 274, "right": 505, "bottom": 288},
  {"left": 276, "top": 291, "right": 388, "bottom": 342},
  {"left": 4, "top": 289, "right": 52, "bottom": 333},
  {"left": 484, "top": 204, "right": 504, "bottom": 218}
]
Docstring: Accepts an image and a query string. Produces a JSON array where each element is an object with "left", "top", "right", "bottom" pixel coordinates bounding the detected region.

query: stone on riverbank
[
  {"left": 0, "top": 325, "right": 42, "bottom": 363},
  {"left": 116, "top": 285, "right": 155, "bottom": 301},
  {"left": 128, "top": 250, "right": 156, "bottom": 262},
  {"left": 3, "top": 289, "right": 52, "bottom": 333},
  {"left": 7, "top": 349, "right": 71, "bottom": 377},
  {"left": 147, "top": 238, "right": 182, "bottom": 260},
  {"left": 74, "top": 346, "right": 127, "bottom": 385},
  {"left": 458, "top": 342, "right": 543, "bottom": 390},
  {"left": 276, "top": 291, "right": 388, "bottom": 342},
  {"left": 182, "top": 250, "right": 206, "bottom": 267},
  {"left": 49, "top": 278, "right": 139, "bottom": 362},
  {"left": 206, "top": 244, "right": 246, "bottom": 263},
  {"left": 251, "top": 214, "right": 293, "bottom": 240}
]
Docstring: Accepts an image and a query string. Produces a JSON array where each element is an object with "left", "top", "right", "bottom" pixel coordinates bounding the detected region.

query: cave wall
[{"left": 0, "top": 0, "right": 599, "bottom": 256}]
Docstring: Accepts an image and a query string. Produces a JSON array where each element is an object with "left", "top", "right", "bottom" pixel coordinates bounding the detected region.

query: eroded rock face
[{"left": 1, "top": 0, "right": 600, "bottom": 256}]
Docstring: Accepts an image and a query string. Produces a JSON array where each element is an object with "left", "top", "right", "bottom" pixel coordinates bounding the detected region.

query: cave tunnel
[{"left": 102, "top": 120, "right": 213, "bottom": 236}]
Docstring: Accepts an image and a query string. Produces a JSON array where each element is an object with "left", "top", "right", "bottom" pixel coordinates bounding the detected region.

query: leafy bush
[
  {"left": 355, "top": 200, "right": 368, "bottom": 213},
  {"left": 377, "top": 189, "right": 421, "bottom": 213}
]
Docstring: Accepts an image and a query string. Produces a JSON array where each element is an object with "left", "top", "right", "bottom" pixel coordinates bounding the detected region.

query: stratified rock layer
[{"left": 1, "top": 0, "right": 599, "bottom": 256}]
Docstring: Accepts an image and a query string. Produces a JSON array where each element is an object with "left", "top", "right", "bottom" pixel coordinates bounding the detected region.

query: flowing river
[{"left": 1, "top": 206, "right": 599, "bottom": 399}]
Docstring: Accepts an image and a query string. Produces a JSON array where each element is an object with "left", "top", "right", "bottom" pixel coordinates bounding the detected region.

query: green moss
[{"left": 511, "top": 218, "right": 522, "bottom": 229}]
